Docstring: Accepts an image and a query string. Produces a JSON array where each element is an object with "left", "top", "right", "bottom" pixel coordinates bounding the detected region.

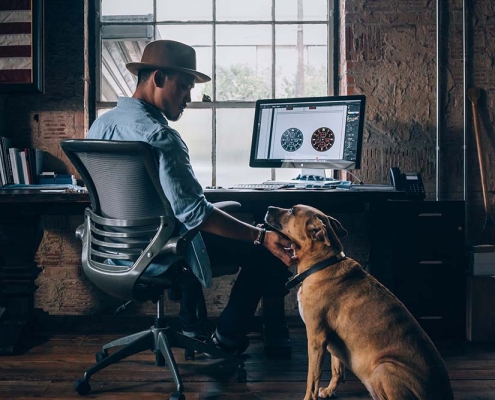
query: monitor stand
[
  {"left": 294, "top": 168, "right": 338, "bottom": 182},
  {"left": 264, "top": 168, "right": 341, "bottom": 185}
]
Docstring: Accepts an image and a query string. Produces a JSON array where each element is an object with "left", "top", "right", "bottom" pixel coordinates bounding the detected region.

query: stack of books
[
  {"left": 0, "top": 136, "right": 44, "bottom": 186},
  {"left": 38, "top": 172, "right": 77, "bottom": 185}
]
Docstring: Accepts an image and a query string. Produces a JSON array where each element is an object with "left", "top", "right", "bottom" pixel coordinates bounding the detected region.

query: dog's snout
[{"left": 265, "top": 206, "right": 285, "bottom": 230}]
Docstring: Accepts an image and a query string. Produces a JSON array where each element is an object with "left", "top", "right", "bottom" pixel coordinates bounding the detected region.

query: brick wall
[
  {"left": 0, "top": 0, "right": 494, "bottom": 317},
  {"left": 343, "top": 0, "right": 438, "bottom": 191}
]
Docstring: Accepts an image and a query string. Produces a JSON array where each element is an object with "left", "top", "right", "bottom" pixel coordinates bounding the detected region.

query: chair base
[{"left": 74, "top": 319, "right": 245, "bottom": 399}]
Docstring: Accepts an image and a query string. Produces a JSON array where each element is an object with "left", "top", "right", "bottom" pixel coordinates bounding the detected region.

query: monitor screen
[{"left": 249, "top": 95, "right": 366, "bottom": 171}]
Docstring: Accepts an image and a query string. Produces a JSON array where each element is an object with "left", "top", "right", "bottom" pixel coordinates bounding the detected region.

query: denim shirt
[{"left": 87, "top": 97, "right": 215, "bottom": 287}]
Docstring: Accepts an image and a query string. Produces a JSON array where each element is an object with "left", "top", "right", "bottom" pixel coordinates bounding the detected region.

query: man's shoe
[{"left": 210, "top": 330, "right": 249, "bottom": 356}]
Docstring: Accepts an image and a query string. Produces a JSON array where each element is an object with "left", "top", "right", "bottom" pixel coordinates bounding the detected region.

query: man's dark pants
[{"left": 179, "top": 232, "right": 291, "bottom": 342}]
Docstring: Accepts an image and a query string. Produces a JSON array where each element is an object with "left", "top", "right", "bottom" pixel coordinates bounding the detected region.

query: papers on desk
[
  {"left": 1, "top": 184, "right": 88, "bottom": 193},
  {"left": 349, "top": 184, "right": 396, "bottom": 191}
]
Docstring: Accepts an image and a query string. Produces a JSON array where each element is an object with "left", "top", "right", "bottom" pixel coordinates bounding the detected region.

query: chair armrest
[
  {"left": 75, "top": 224, "right": 86, "bottom": 240},
  {"left": 213, "top": 201, "right": 241, "bottom": 213}
]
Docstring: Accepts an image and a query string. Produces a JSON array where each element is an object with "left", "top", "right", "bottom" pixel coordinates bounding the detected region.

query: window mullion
[
  {"left": 211, "top": 0, "right": 217, "bottom": 186},
  {"left": 330, "top": 0, "right": 338, "bottom": 96},
  {"left": 271, "top": 0, "right": 276, "bottom": 181},
  {"left": 93, "top": 0, "right": 101, "bottom": 124}
]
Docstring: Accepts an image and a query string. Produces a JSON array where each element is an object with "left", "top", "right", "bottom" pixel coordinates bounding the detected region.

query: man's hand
[{"left": 263, "top": 230, "right": 298, "bottom": 267}]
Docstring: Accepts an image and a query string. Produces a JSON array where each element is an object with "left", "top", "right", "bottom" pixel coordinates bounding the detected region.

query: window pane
[
  {"left": 216, "top": 0, "right": 271, "bottom": 21},
  {"left": 216, "top": 25, "right": 272, "bottom": 101},
  {"left": 100, "top": 37, "right": 150, "bottom": 101},
  {"left": 275, "top": 24, "right": 327, "bottom": 98},
  {"left": 275, "top": 0, "right": 328, "bottom": 21},
  {"left": 101, "top": 0, "right": 153, "bottom": 22},
  {"left": 169, "top": 109, "right": 213, "bottom": 187},
  {"left": 157, "top": 0, "right": 212, "bottom": 22},
  {"left": 156, "top": 25, "right": 212, "bottom": 102},
  {"left": 96, "top": 108, "right": 111, "bottom": 118},
  {"left": 216, "top": 108, "right": 271, "bottom": 187}
]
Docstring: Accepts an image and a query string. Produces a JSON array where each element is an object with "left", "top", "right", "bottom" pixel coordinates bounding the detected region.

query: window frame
[{"left": 89, "top": 0, "right": 340, "bottom": 186}]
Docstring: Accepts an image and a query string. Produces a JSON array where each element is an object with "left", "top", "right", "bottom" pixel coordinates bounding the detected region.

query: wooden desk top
[
  {"left": 205, "top": 187, "right": 405, "bottom": 204},
  {"left": 0, "top": 189, "right": 90, "bottom": 215},
  {"left": 0, "top": 189, "right": 90, "bottom": 203},
  {"left": 0, "top": 187, "right": 406, "bottom": 216}
]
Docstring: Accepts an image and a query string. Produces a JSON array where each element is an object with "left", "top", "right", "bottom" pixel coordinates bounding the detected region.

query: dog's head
[{"left": 265, "top": 204, "right": 348, "bottom": 262}]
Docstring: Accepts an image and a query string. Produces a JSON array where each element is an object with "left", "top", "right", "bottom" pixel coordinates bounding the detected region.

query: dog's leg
[
  {"left": 318, "top": 353, "right": 345, "bottom": 398},
  {"left": 304, "top": 336, "right": 326, "bottom": 400}
]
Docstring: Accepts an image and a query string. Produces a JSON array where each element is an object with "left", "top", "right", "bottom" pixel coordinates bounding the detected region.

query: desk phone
[{"left": 390, "top": 167, "right": 425, "bottom": 199}]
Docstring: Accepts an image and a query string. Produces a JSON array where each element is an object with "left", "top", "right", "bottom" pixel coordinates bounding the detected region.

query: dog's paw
[{"left": 318, "top": 387, "right": 336, "bottom": 398}]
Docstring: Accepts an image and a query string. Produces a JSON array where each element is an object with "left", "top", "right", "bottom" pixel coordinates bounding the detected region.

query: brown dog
[{"left": 265, "top": 204, "right": 453, "bottom": 400}]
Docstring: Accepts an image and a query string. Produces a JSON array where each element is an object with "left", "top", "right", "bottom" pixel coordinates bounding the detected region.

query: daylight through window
[{"left": 95, "top": 0, "right": 336, "bottom": 187}]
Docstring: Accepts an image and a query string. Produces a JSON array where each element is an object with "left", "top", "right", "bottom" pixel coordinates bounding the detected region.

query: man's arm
[{"left": 198, "top": 208, "right": 297, "bottom": 267}]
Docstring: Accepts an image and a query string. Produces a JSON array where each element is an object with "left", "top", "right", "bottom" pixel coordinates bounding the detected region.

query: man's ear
[
  {"left": 309, "top": 217, "right": 331, "bottom": 246},
  {"left": 326, "top": 215, "right": 348, "bottom": 238},
  {"left": 153, "top": 70, "right": 166, "bottom": 87}
]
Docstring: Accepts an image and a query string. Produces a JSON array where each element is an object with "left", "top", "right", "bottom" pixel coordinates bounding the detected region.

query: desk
[
  {"left": 0, "top": 188, "right": 403, "bottom": 354},
  {"left": 0, "top": 190, "right": 90, "bottom": 354},
  {"left": 204, "top": 188, "right": 404, "bottom": 217}
]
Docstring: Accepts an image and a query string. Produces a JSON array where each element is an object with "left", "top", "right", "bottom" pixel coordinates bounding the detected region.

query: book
[
  {"left": 19, "top": 151, "right": 31, "bottom": 184},
  {"left": 8, "top": 148, "right": 22, "bottom": 184},
  {"left": 0, "top": 137, "right": 9, "bottom": 185},
  {"left": 34, "top": 149, "right": 44, "bottom": 181},
  {"left": 0, "top": 141, "right": 5, "bottom": 185},
  {"left": 2, "top": 138, "right": 14, "bottom": 185}
]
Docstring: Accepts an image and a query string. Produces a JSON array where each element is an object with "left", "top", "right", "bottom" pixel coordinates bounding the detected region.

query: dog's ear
[
  {"left": 326, "top": 215, "right": 348, "bottom": 238},
  {"left": 309, "top": 217, "right": 332, "bottom": 246}
]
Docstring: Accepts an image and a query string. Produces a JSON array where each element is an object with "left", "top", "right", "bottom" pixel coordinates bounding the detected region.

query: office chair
[{"left": 61, "top": 139, "right": 245, "bottom": 400}]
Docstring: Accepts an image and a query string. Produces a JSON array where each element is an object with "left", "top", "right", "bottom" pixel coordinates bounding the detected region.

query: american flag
[{"left": 0, "top": 0, "right": 32, "bottom": 84}]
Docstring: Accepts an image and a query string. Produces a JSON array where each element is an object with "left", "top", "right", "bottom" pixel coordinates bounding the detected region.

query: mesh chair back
[
  {"left": 61, "top": 140, "right": 173, "bottom": 219},
  {"left": 61, "top": 140, "right": 179, "bottom": 300}
]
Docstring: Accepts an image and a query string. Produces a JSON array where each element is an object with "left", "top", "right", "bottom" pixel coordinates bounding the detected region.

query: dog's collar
[{"left": 286, "top": 252, "right": 347, "bottom": 291}]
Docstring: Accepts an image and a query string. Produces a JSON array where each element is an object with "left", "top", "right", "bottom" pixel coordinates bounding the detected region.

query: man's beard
[{"left": 165, "top": 110, "right": 183, "bottom": 122}]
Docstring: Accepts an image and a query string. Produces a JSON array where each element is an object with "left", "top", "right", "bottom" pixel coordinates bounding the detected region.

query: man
[{"left": 88, "top": 40, "right": 296, "bottom": 354}]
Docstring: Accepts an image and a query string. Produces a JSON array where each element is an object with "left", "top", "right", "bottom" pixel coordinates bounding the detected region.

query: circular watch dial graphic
[
  {"left": 281, "top": 128, "right": 304, "bottom": 152},
  {"left": 311, "top": 127, "right": 335, "bottom": 152}
]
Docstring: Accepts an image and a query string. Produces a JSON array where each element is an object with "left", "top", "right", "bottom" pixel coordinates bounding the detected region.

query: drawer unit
[{"left": 369, "top": 201, "right": 466, "bottom": 340}]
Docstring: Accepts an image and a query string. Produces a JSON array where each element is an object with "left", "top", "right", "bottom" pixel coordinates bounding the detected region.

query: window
[{"left": 94, "top": 0, "right": 337, "bottom": 187}]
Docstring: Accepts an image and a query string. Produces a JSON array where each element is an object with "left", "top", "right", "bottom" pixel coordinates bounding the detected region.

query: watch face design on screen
[
  {"left": 311, "top": 127, "right": 335, "bottom": 152},
  {"left": 281, "top": 128, "right": 304, "bottom": 152}
]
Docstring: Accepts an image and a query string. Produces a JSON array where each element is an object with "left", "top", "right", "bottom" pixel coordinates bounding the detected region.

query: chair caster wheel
[
  {"left": 95, "top": 350, "right": 108, "bottom": 363},
  {"left": 74, "top": 378, "right": 91, "bottom": 395},
  {"left": 170, "top": 391, "right": 185, "bottom": 400},
  {"left": 185, "top": 348, "right": 195, "bottom": 360},
  {"left": 236, "top": 367, "right": 247, "bottom": 382}
]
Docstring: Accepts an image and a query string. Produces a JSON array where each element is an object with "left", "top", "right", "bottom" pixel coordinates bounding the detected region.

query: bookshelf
[{"left": 0, "top": 137, "right": 44, "bottom": 186}]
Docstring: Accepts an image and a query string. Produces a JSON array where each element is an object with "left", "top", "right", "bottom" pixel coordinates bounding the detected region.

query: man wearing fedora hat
[{"left": 88, "top": 40, "right": 296, "bottom": 354}]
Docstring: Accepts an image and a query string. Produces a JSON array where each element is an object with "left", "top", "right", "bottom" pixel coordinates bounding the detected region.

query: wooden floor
[{"left": 1, "top": 318, "right": 495, "bottom": 399}]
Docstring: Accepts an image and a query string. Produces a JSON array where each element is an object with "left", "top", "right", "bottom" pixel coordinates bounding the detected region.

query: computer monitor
[{"left": 249, "top": 95, "right": 366, "bottom": 181}]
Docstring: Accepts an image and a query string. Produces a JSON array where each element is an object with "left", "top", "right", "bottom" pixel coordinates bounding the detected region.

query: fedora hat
[{"left": 126, "top": 40, "right": 211, "bottom": 83}]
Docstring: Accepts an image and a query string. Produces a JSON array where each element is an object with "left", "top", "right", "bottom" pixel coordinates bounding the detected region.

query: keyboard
[{"left": 228, "top": 183, "right": 289, "bottom": 190}]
